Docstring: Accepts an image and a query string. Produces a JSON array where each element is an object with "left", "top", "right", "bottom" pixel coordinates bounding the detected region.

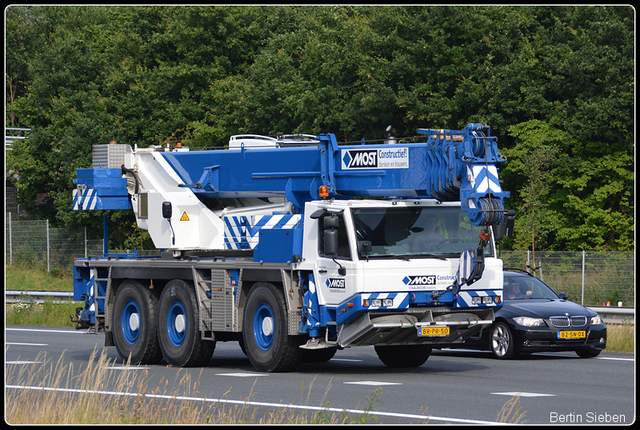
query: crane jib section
[
  {"left": 158, "top": 123, "right": 509, "bottom": 226},
  {"left": 72, "top": 124, "right": 509, "bottom": 226}
]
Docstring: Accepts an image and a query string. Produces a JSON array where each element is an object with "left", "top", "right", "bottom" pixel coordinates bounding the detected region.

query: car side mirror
[{"left": 558, "top": 292, "right": 568, "bottom": 300}]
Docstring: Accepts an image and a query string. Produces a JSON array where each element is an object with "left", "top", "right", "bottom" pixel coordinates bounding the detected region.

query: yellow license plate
[
  {"left": 557, "top": 330, "right": 586, "bottom": 339},
  {"left": 419, "top": 327, "right": 450, "bottom": 337}
]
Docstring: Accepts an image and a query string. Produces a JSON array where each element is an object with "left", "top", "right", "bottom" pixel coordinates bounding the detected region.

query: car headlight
[
  {"left": 590, "top": 315, "right": 602, "bottom": 325},
  {"left": 513, "top": 316, "right": 546, "bottom": 327}
]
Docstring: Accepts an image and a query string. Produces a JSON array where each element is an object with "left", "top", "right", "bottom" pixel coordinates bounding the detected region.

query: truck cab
[{"left": 298, "top": 198, "right": 502, "bottom": 349}]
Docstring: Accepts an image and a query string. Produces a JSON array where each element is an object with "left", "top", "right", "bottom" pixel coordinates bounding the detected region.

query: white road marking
[
  {"left": 597, "top": 356, "right": 634, "bottom": 362},
  {"left": 5, "top": 361, "right": 44, "bottom": 365},
  {"left": 215, "top": 372, "right": 269, "bottom": 378},
  {"left": 106, "top": 366, "right": 147, "bottom": 370},
  {"left": 5, "top": 342, "right": 48, "bottom": 346},
  {"left": 491, "top": 392, "right": 556, "bottom": 398},
  {"left": 344, "top": 381, "right": 402, "bottom": 386}
]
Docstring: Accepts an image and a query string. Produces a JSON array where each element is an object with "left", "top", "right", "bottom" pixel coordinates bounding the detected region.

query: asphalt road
[{"left": 5, "top": 325, "right": 635, "bottom": 424}]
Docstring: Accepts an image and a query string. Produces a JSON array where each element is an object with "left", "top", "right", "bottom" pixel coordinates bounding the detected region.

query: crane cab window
[{"left": 351, "top": 206, "right": 494, "bottom": 259}]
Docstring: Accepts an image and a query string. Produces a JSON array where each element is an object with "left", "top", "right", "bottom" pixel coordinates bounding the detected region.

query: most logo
[
  {"left": 403, "top": 275, "right": 437, "bottom": 286},
  {"left": 342, "top": 149, "right": 378, "bottom": 169},
  {"left": 326, "top": 278, "right": 346, "bottom": 289},
  {"left": 341, "top": 148, "right": 409, "bottom": 170}
]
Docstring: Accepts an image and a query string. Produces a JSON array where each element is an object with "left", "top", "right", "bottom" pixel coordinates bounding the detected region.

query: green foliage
[{"left": 6, "top": 5, "right": 633, "bottom": 250}]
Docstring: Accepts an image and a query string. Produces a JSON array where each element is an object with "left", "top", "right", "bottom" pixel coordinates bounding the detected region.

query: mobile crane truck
[{"left": 71, "top": 123, "right": 513, "bottom": 371}]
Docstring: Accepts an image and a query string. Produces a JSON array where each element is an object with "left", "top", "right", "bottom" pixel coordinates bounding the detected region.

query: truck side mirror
[
  {"left": 162, "top": 201, "right": 176, "bottom": 245},
  {"left": 504, "top": 210, "right": 515, "bottom": 238},
  {"left": 457, "top": 248, "right": 483, "bottom": 288},
  {"left": 162, "top": 201, "right": 172, "bottom": 219},
  {"left": 358, "top": 240, "right": 372, "bottom": 254},
  {"left": 494, "top": 209, "right": 515, "bottom": 242},
  {"left": 323, "top": 215, "right": 339, "bottom": 256}
]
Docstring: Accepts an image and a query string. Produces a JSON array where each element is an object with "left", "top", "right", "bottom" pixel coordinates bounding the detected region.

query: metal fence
[
  {"left": 5, "top": 213, "right": 154, "bottom": 275},
  {"left": 500, "top": 250, "right": 635, "bottom": 307},
  {"left": 5, "top": 214, "right": 635, "bottom": 307}
]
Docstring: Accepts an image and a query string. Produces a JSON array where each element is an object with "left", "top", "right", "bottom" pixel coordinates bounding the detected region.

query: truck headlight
[
  {"left": 513, "top": 317, "right": 545, "bottom": 327},
  {"left": 472, "top": 296, "right": 494, "bottom": 305}
]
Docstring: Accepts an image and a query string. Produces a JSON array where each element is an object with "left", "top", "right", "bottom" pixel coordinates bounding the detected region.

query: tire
[
  {"left": 112, "top": 280, "right": 163, "bottom": 365},
  {"left": 374, "top": 345, "right": 431, "bottom": 368},
  {"left": 491, "top": 322, "right": 517, "bottom": 359},
  {"left": 158, "top": 279, "right": 215, "bottom": 367},
  {"left": 576, "top": 347, "right": 602, "bottom": 358},
  {"left": 242, "top": 282, "right": 304, "bottom": 372}
]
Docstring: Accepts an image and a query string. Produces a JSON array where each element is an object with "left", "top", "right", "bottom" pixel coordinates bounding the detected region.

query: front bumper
[
  {"left": 336, "top": 308, "right": 496, "bottom": 348},
  {"left": 512, "top": 324, "right": 607, "bottom": 353}
]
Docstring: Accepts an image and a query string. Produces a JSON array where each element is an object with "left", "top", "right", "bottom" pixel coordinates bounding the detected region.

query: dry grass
[
  {"left": 5, "top": 348, "right": 387, "bottom": 424},
  {"left": 497, "top": 394, "right": 527, "bottom": 424},
  {"left": 606, "top": 322, "right": 635, "bottom": 353}
]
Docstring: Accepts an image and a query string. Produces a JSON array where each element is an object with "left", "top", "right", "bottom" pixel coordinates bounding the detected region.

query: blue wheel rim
[
  {"left": 253, "top": 302, "right": 275, "bottom": 350},
  {"left": 166, "top": 301, "right": 187, "bottom": 347},
  {"left": 121, "top": 300, "right": 140, "bottom": 345}
]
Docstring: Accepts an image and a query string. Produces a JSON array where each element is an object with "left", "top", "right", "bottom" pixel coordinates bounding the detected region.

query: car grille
[
  {"left": 571, "top": 316, "right": 587, "bottom": 326},
  {"left": 550, "top": 316, "right": 587, "bottom": 327}
]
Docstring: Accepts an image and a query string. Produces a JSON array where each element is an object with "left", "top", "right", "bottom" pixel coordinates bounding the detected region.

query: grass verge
[
  {"left": 6, "top": 263, "right": 72, "bottom": 291},
  {"left": 5, "top": 348, "right": 399, "bottom": 424}
]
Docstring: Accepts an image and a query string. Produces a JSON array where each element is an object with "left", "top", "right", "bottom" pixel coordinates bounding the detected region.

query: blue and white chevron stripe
[
  {"left": 73, "top": 188, "right": 98, "bottom": 210},
  {"left": 471, "top": 165, "right": 503, "bottom": 194},
  {"left": 455, "top": 290, "right": 502, "bottom": 308},
  {"left": 223, "top": 214, "right": 302, "bottom": 250},
  {"left": 72, "top": 187, "right": 131, "bottom": 210}
]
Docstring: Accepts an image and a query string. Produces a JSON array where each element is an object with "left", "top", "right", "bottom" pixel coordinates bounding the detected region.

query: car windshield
[
  {"left": 503, "top": 274, "right": 560, "bottom": 300},
  {"left": 351, "top": 206, "right": 493, "bottom": 259}
]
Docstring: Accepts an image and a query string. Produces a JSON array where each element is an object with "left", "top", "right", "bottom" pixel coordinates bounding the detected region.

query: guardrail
[
  {"left": 6, "top": 290, "right": 77, "bottom": 305},
  {"left": 588, "top": 306, "right": 635, "bottom": 325},
  {"left": 5, "top": 291, "right": 635, "bottom": 324}
]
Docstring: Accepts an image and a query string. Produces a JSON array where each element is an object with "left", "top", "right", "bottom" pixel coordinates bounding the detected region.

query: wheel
[
  {"left": 158, "top": 279, "right": 215, "bottom": 367},
  {"left": 112, "top": 280, "right": 163, "bottom": 365},
  {"left": 374, "top": 345, "right": 431, "bottom": 368},
  {"left": 491, "top": 322, "right": 517, "bottom": 359},
  {"left": 242, "top": 282, "right": 304, "bottom": 372},
  {"left": 576, "top": 347, "right": 602, "bottom": 358}
]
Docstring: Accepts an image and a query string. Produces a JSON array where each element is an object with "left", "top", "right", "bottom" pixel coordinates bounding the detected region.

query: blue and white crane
[{"left": 72, "top": 123, "right": 513, "bottom": 371}]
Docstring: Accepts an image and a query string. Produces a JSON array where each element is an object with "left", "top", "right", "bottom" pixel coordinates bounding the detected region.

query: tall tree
[{"left": 6, "top": 5, "right": 634, "bottom": 251}]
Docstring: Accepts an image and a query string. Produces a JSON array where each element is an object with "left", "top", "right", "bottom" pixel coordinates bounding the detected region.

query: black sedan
[{"left": 438, "top": 269, "right": 607, "bottom": 359}]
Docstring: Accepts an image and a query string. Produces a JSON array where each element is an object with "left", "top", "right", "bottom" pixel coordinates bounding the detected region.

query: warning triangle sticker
[{"left": 180, "top": 212, "right": 190, "bottom": 221}]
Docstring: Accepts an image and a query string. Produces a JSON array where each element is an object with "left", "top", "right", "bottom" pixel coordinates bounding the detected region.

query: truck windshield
[{"left": 351, "top": 206, "right": 493, "bottom": 260}]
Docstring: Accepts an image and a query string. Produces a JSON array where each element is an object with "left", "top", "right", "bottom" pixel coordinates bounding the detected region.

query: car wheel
[
  {"left": 491, "top": 322, "right": 517, "bottom": 359},
  {"left": 576, "top": 347, "right": 601, "bottom": 358}
]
